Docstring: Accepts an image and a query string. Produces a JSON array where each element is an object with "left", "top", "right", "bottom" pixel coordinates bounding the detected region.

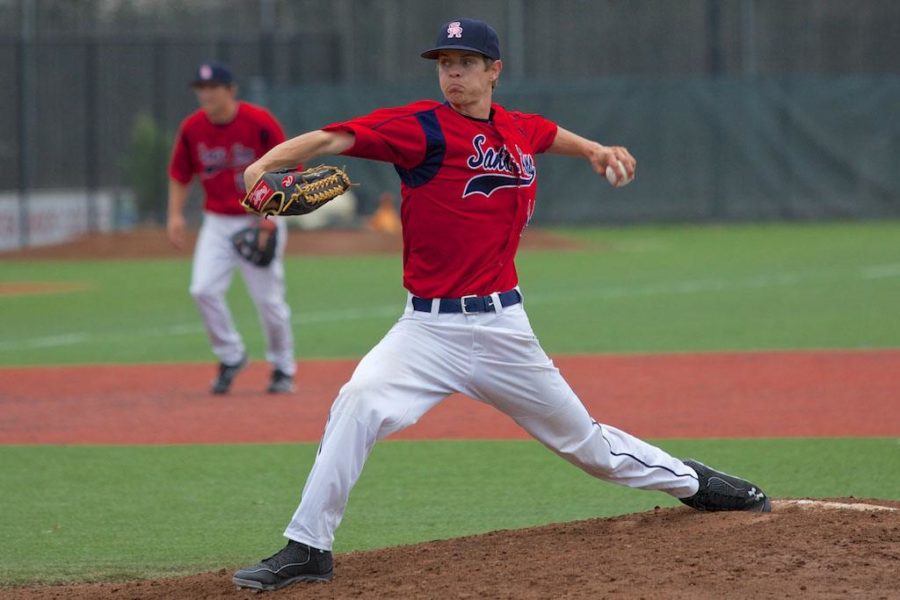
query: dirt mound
[
  {"left": 0, "top": 227, "right": 581, "bottom": 260},
  {"left": 4, "top": 499, "right": 899, "bottom": 599}
]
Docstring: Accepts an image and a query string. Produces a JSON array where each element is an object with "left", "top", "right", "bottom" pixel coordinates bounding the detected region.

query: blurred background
[{"left": 1, "top": 0, "right": 898, "bottom": 250}]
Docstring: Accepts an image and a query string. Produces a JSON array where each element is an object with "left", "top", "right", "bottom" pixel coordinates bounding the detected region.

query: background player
[
  {"left": 231, "top": 19, "right": 770, "bottom": 591},
  {"left": 167, "top": 62, "right": 297, "bottom": 394}
]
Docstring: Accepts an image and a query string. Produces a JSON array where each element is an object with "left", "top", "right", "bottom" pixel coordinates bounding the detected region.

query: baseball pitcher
[{"left": 231, "top": 19, "right": 770, "bottom": 591}]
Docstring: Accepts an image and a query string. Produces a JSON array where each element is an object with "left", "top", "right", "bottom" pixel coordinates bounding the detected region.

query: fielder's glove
[
  {"left": 241, "top": 165, "right": 353, "bottom": 217},
  {"left": 231, "top": 220, "right": 278, "bottom": 267}
]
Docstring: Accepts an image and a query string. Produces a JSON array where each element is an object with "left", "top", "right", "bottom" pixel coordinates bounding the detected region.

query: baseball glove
[
  {"left": 231, "top": 221, "right": 278, "bottom": 267},
  {"left": 241, "top": 165, "right": 353, "bottom": 217}
]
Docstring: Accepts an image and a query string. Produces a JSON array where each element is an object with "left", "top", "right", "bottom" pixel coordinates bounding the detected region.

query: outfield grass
[
  {"left": 1, "top": 438, "right": 898, "bottom": 585},
  {"left": 525, "top": 221, "right": 900, "bottom": 353},
  {"left": 1, "top": 220, "right": 899, "bottom": 365}
]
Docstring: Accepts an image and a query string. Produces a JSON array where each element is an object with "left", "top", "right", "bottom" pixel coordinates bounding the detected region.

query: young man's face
[
  {"left": 437, "top": 51, "right": 501, "bottom": 106},
  {"left": 192, "top": 82, "right": 236, "bottom": 115}
]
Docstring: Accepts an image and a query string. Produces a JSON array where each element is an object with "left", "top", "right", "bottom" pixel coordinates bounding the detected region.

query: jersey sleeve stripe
[{"left": 394, "top": 109, "right": 445, "bottom": 188}]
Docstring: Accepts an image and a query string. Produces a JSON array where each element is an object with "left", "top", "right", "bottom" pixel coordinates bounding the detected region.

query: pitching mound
[{"left": 5, "top": 498, "right": 898, "bottom": 599}]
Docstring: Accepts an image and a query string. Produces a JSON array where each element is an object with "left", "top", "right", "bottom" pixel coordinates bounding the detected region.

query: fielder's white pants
[
  {"left": 190, "top": 212, "right": 295, "bottom": 375},
  {"left": 285, "top": 291, "right": 699, "bottom": 551}
]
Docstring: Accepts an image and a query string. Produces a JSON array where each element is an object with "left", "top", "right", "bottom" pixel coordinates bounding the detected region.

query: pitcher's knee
[
  {"left": 332, "top": 378, "right": 399, "bottom": 428},
  {"left": 553, "top": 432, "right": 615, "bottom": 474}
]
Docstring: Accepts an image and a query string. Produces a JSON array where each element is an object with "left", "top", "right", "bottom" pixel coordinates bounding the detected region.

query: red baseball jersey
[
  {"left": 324, "top": 100, "right": 558, "bottom": 298},
  {"left": 169, "top": 102, "right": 287, "bottom": 215}
]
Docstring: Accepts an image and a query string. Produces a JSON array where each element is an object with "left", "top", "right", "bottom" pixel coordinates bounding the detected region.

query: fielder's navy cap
[
  {"left": 191, "top": 61, "right": 234, "bottom": 86},
  {"left": 421, "top": 18, "right": 501, "bottom": 61}
]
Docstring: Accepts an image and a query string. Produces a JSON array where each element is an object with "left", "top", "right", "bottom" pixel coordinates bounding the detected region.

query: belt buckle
[{"left": 460, "top": 294, "right": 478, "bottom": 315}]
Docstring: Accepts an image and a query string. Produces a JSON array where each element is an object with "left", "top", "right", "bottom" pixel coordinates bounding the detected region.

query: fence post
[
  {"left": 152, "top": 38, "right": 168, "bottom": 224},
  {"left": 84, "top": 37, "right": 100, "bottom": 232},
  {"left": 258, "top": 0, "right": 275, "bottom": 83},
  {"left": 706, "top": 0, "right": 724, "bottom": 220},
  {"left": 16, "top": 0, "right": 36, "bottom": 247}
]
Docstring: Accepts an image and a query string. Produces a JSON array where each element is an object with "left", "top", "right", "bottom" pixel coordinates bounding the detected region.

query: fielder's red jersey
[
  {"left": 169, "top": 102, "right": 287, "bottom": 215},
  {"left": 323, "top": 100, "right": 558, "bottom": 298}
]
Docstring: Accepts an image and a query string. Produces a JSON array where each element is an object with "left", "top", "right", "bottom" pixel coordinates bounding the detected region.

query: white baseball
[{"left": 605, "top": 160, "right": 632, "bottom": 188}]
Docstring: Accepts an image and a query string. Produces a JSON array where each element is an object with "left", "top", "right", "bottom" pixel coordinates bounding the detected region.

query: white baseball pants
[
  {"left": 284, "top": 291, "right": 699, "bottom": 551},
  {"left": 190, "top": 212, "right": 295, "bottom": 375}
]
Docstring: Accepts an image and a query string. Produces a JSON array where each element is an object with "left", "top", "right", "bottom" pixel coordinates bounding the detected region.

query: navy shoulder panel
[{"left": 394, "top": 109, "right": 445, "bottom": 188}]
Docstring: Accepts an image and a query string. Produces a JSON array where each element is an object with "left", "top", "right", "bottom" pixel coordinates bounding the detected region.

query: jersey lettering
[
  {"left": 198, "top": 142, "right": 257, "bottom": 179},
  {"left": 463, "top": 135, "right": 536, "bottom": 198}
]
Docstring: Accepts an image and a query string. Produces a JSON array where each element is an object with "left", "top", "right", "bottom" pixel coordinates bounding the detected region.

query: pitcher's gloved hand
[{"left": 241, "top": 165, "right": 354, "bottom": 217}]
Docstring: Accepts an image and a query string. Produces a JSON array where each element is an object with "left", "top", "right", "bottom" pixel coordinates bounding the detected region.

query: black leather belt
[{"left": 412, "top": 289, "right": 522, "bottom": 314}]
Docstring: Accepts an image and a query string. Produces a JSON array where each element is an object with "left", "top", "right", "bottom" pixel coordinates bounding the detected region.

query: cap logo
[
  {"left": 199, "top": 64, "right": 213, "bottom": 80},
  {"left": 447, "top": 21, "right": 463, "bottom": 38}
]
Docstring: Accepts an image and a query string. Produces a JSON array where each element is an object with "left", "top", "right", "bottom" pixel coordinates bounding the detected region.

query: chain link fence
[{"left": 2, "top": 0, "right": 899, "bottom": 246}]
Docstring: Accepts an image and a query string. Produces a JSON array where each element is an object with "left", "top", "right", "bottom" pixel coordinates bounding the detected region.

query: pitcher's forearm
[{"left": 245, "top": 130, "right": 355, "bottom": 187}]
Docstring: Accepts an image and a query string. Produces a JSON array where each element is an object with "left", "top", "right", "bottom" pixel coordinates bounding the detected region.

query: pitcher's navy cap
[
  {"left": 421, "top": 18, "right": 500, "bottom": 60},
  {"left": 191, "top": 61, "right": 234, "bottom": 86}
]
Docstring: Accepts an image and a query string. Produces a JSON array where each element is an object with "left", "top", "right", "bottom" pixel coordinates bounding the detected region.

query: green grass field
[
  {"left": 1, "top": 220, "right": 899, "bottom": 585},
  {"left": 2, "top": 438, "right": 898, "bottom": 584},
  {"left": 2, "top": 221, "right": 899, "bottom": 365}
]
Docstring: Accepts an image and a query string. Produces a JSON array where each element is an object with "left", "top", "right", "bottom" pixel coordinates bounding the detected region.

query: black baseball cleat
[
  {"left": 267, "top": 369, "right": 295, "bottom": 394},
  {"left": 233, "top": 540, "right": 333, "bottom": 591},
  {"left": 211, "top": 353, "right": 247, "bottom": 395},
  {"left": 679, "top": 459, "right": 771, "bottom": 512}
]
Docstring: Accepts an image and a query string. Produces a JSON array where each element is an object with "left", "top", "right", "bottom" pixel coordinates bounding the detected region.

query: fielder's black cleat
[
  {"left": 680, "top": 459, "right": 771, "bottom": 513},
  {"left": 211, "top": 353, "right": 247, "bottom": 395},
  {"left": 266, "top": 369, "right": 295, "bottom": 394},
  {"left": 233, "top": 540, "right": 333, "bottom": 591}
]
